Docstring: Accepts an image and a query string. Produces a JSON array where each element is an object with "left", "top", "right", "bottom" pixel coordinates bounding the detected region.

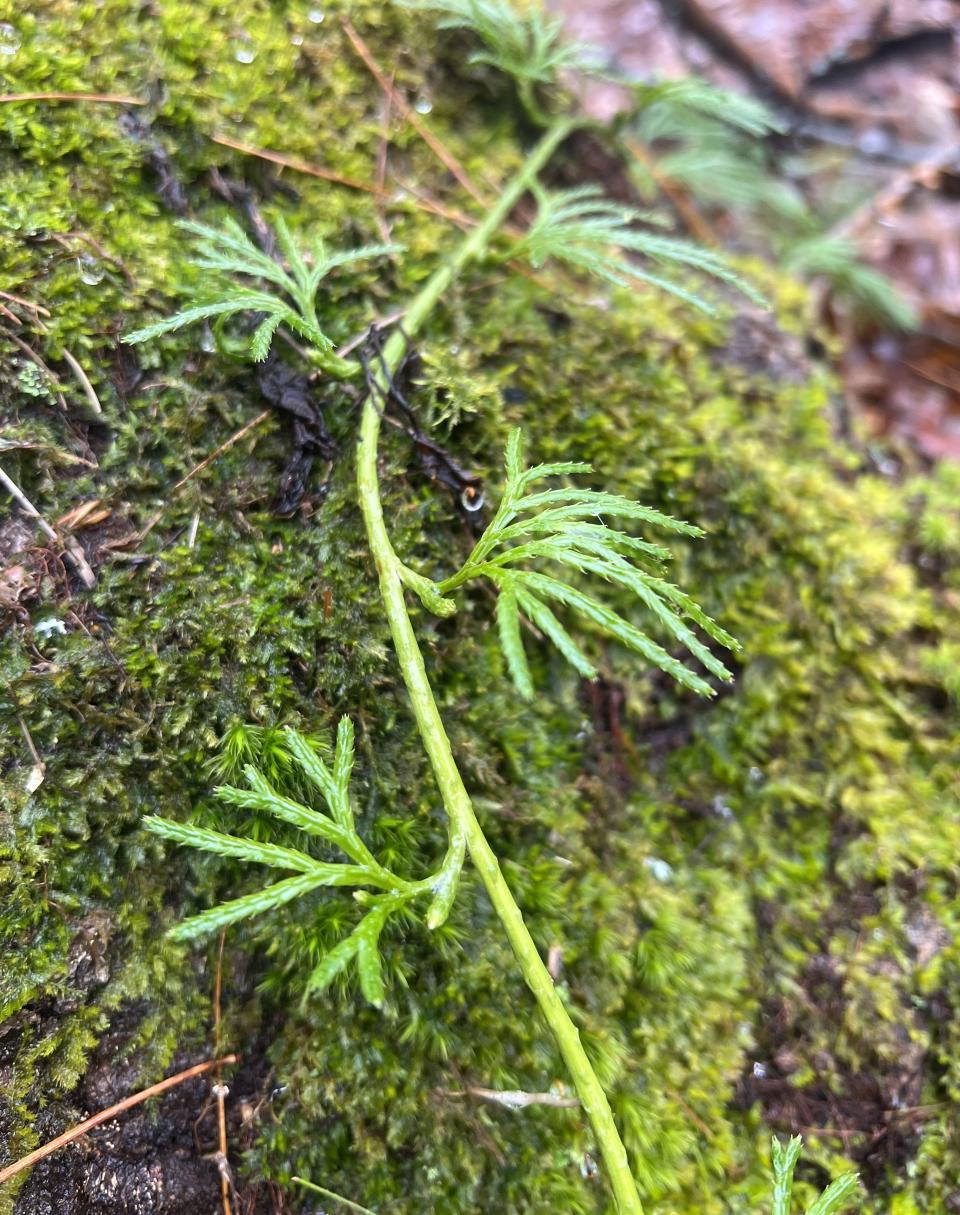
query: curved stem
[{"left": 355, "top": 118, "right": 645, "bottom": 1215}]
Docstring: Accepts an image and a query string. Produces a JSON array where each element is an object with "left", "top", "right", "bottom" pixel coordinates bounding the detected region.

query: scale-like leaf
[
  {"left": 522, "top": 569, "right": 717, "bottom": 695},
  {"left": 400, "top": 0, "right": 586, "bottom": 85},
  {"left": 504, "top": 426, "right": 525, "bottom": 490},
  {"left": 145, "top": 815, "right": 323, "bottom": 872},
  {"left": 250, "top": 313, "right": 285, "bottom": 362},
  {"left": 124, "top": 294, "right": 284, "bottom": 345},
  {"left": 507, "top": 535, "right": 734, "bottom": 680},
  {"left": 515, "top": 586, "right": 596, "bottom": 681},
  {"left": 496, "top": 579, "right": 533, "bottom": 698},
  {"left": 304, "top": 933, "right": 360, "bottom": 997},
  {"left": 806, "top": 1173, "right": 860, "bottom": 1215},
  {"left": 771, "top": 1135, "right": 802, "bottom": 1215},
  {"left": 167, "top": 871, "right": 332, "bottom": 941},
  {"left": 124, "top": 218, "right": 397, "bottom": 368},
  {"left": 356, "top": 933, "right": 386, "bottom": 1007},
  {"left": 283, "top": 728, "right": 339, "bottom": 810},
  {"left": 179, "top": 217, "right": 296, "bottom": 293},
  {"left": 633, "top": 77, "right": 784, "bottom": 140},
  {"left": 517, "top": 460, "right": 592, "bottom": 492},
  {"left": 216, "top": 767, "right": 349, "bottom": 850},
  {"left": 502, "top": 490, "right": 703, "bottom": 537},
  {"left": 332, "top": 716, "right": 356, "bottom": 830},
  {"left": 436, "top": 429, "right": 737, "bottom": 698}
]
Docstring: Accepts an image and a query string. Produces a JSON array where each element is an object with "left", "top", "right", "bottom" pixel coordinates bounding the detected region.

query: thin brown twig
[
  {"left": 665, "top": 1086, "right": 714, "bottom": 1140},
  {"left": 335, "top": 310, "right": 407, "bottom": 359},
  {"left": 0, "top": 1055, "right": 238, "bottom": 1185},
  {"left": 209, "top": 134, "right": 384, "bottom": 196},
  {"left": 831, "top": 141, "right": 960, "bottom": 242},
  {"left": 622, "top": 136, "right": 717, "bottom": 246},
  {"left": 0, "top": 290, "right": 50, "bottom": 318},
  {"left": 391, "top": 177, "right": 479, "bottom": 231},
  {"left": 213, "top": 931, "right": 232, "bottom": 1215},
  {"left": 438, "top": 1087, "right": 579, "bottom": 1110},
  {"left": 17, "top": 716, "right": 45, "bottom": 792},
  {"left": 339, "top": 16, "right": 488, "bottom": 206},
  {"left": 0, "top": 92, "right": 145, "bottom": 106},
  {"left": 138, "top": 409, "right": 272, "bottom": 542},
  {"left": 0, "top": 464, "right": 96, "bottom": 589},
  {"left": 374, "top": 73, "right": 397, "bottom": 250},
  {"left": 209, "top": 135, "right": 477, "bottom": 231},
  {"left": 59, "top": 348, "right": 103, "bottom": 415},
  {"left": 173, "top": 409, "right": 272, "bottom": 493}
]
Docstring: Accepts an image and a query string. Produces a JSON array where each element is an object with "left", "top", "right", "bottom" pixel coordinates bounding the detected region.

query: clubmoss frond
[
  {"left": 515, "top": 183, "right": 765, "bottom": 312},
  {"left": 427, "top": 428, "right": 738, "bottom": 698},
  {"left": 399, "top": 0, "right": 586, "bottom": 84},
  {"left": 632, "top": 77, "right": 784, "bottom": 141},
  {"left": 781, "top": 234, "right": 917, "bottom": 331},
  {"left": 145, "top": 723, "right": 462, "bottom": 1003},
  {"left": 124, "top": 218, "right": 400, "bottom": 374},
  {"left": 398, "top": 0, "right": 588, "bottom": 120}
]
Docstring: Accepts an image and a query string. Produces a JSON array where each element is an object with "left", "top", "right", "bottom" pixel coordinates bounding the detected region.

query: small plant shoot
[{"left": 771, "top": 1136, "right": 860, "bottom": 1215}]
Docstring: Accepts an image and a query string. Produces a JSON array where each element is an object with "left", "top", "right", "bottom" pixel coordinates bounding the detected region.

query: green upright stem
[{"left": 355, "top": 117, "right": 645, "bottom": 1215}]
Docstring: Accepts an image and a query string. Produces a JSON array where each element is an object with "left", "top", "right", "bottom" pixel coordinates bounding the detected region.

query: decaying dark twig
[
  {"left": 360, "top": 330, "right": 483, "bottom": 508},
  {"left": 118, "top": 109, "right": 189, "bottom": 215}
]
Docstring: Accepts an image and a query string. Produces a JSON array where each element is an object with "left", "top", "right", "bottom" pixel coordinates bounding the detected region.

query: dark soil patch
[{"left": 14, "top": 1010, "right": 279, "bottom": 1215}]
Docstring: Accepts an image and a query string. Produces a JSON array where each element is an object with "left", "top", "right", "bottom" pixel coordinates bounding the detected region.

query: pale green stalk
[{"left": 356, "top": 116, "right": 645, "bottom": 1215}]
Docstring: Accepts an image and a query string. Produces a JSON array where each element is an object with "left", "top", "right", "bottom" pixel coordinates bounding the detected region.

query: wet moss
[{"left": 2, "top": 2, "right": 959, "bottom": 1213}]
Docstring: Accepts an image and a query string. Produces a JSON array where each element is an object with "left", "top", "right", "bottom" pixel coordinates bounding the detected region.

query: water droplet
[
  {"left": 0, "top": 23, "right": 21, "bottom": 55},
  {"left": 413, "top": 93, "right": 433, "bottom": 115},
  {"left": 711, "top": 794, "right": 734, "bottom": 821},
  {"left": 643, "top": 856, "right": 674, "bottom": 882},
  {"left": 307, "top": 6, "right": 325, "bottom": 22},
  {"left": 291, "top": 33, "right": 304, "bottom": 46},
  {"left": 460, "top": 486, "right": 484, "bottom": 513},
  {"left": 234, "top": 44, "right": 256, "bottom": 64},
  {"left": 200, "top": 327, "right": 216, "bottom": 354},
  {"left": 34, "top": 617, "right": 67, "bottom": 639},
  {"left": 76, "top": 254, "right": 104, "bottom": 286}
]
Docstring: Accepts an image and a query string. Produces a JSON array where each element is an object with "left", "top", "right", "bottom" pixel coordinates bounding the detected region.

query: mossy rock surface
[{"left": 2, "top": 3, "right": 960, "bottom": 1213}]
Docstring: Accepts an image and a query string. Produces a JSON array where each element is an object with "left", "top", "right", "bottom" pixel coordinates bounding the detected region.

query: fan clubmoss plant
[{"left": 122, "top": 4, "right": 854, "bottom": 1212}]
